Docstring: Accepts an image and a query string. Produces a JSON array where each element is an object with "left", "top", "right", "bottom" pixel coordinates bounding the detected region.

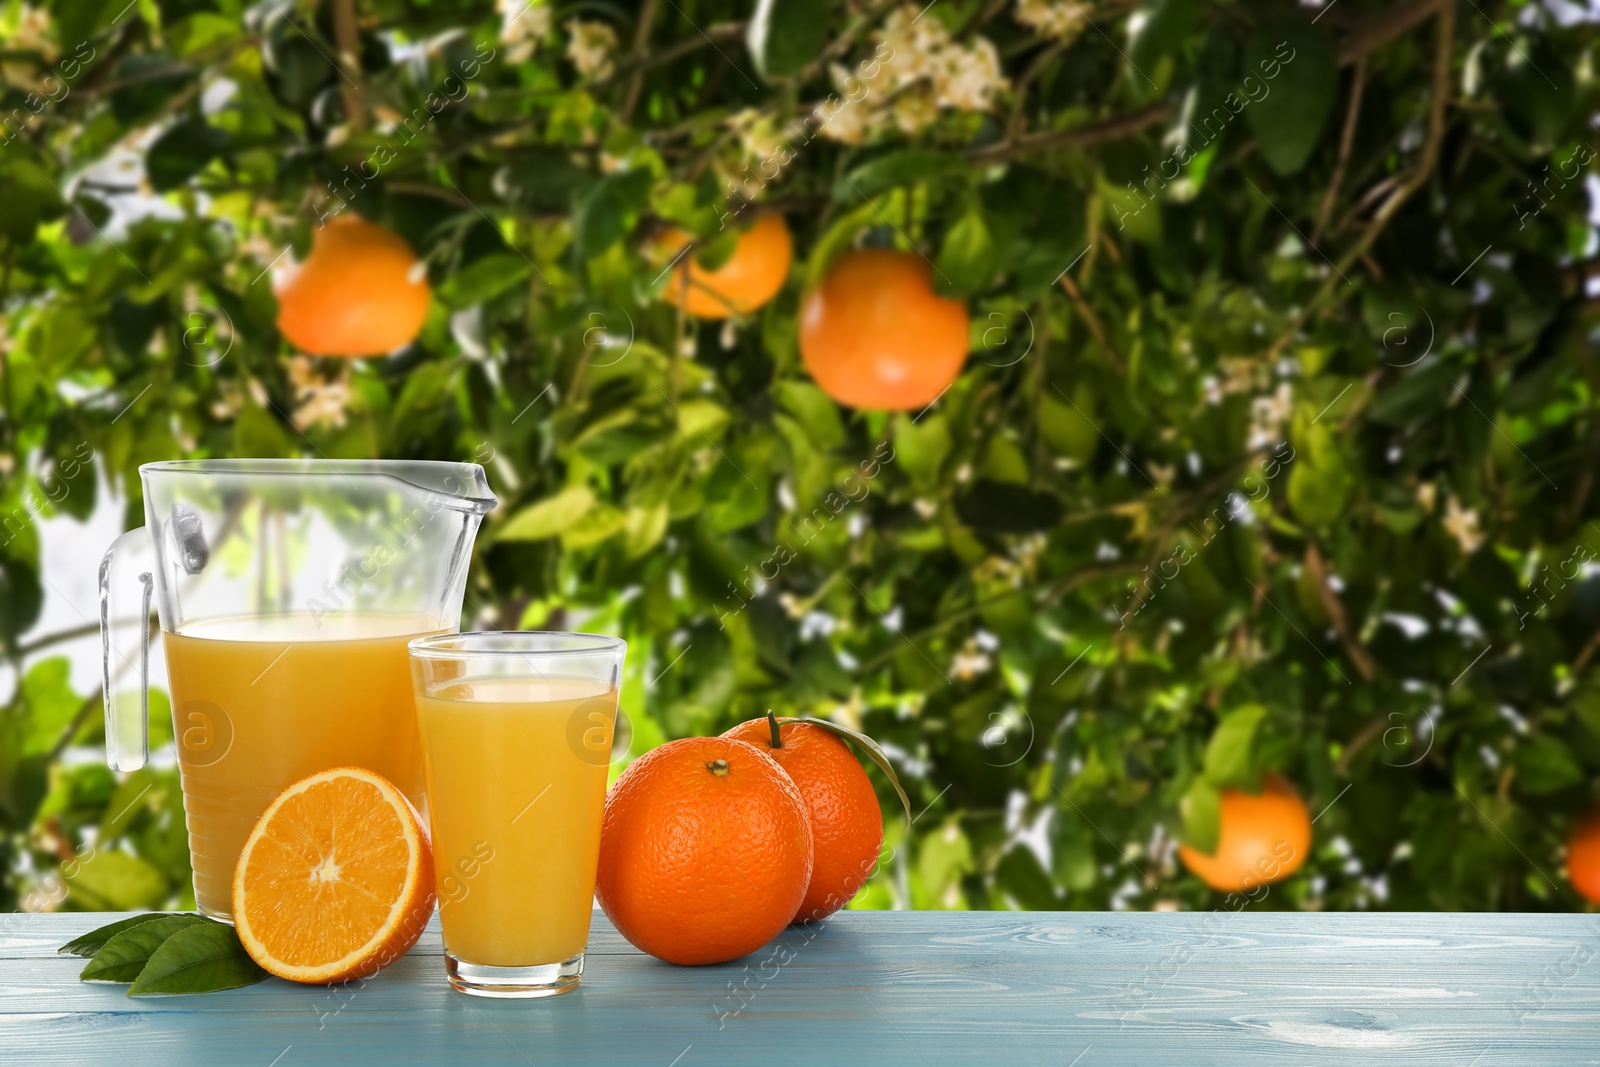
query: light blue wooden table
[{"left": 4, "top": 911, "right": 1599, "bottom": 1064}]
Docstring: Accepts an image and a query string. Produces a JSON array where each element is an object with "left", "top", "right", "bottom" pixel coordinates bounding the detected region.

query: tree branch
[
  {"left": 1313, "top": 58, "right": 1364, "bottom": 244},
  {"left": 968, "top": 102, "right": 1172, "bottom": 164},
  {"left": 332, "top": 0, "right": 366, "bottom": 131},
  {"left": 1005, "top": 40, "right": 1066, "bottom": 140},
  {"left": 621, "top": 0, "right": 663, "bottom": 120},
  {"left": 16, "top": 621, "right": 100, "bottom": 657},
  {"left": 597, "top": 22, "right": 747, "bottom": 90},
  {"left": 1338, "top": 0, "right": 1446, "bottom": 66},
  {"left": 1057, "top": 274, "right": 1126, "bottom": 376},
  {"left": 858, "top": 562, "right": 1140, "bottom": 675},
  {"left": 1269, "top": 0, "right": 1455, "bottom": 359},
  {"left": 1304, "top": 542, "right": 1375, "bottom": 682}
]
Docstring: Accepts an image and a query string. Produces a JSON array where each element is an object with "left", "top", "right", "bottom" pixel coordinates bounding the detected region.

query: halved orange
[{"left": 233, "top": 767, "right": 435, "bottom": 984}]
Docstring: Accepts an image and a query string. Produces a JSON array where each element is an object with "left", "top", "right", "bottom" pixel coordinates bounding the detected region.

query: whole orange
[
  {"left": 799, "top": 248, "right": 969, "bottom": 411},
  {"left": 723, "top": 715, "right": 884, "bottom": 923},
  {"left": 1177, "top": 773, "right": 1312, "bottom": 894},
  {"left": 661, "top": 213, "right": 792, "bottom": 318},
  {"left": 595, "top": 736, "right": 813, "bottom": 966},
  {"left": 1568, "top": 810, "right": 1600, "bottom": 904},
  {"left": 275, "top": 214, "right": 431, "bottom": 357}
]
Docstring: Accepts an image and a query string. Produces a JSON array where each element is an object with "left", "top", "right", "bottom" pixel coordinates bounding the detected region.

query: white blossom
[
  {"left": 820, "top": 4, "right": 1007, "bottom": 143},
  {"left": 2, "top": 5, "right": 57, "bottom": 93},
  {"left": 934, "top": 37, "right": 1006, "bottom": 111},
  {"left": 892, "top": 85, "right": 941, "bottom": 135},
  {"left": 1248, "top": 382, "right": 1292, "bottom": 449},
  {"left": 498, "top": 0, "right": 551, "bottom": 64},
  {"left": 1415, "top": 481, "right": 1437, "bottom": 513},
  {"left": 1443, "top": 495, "right": 1485, "bottom": 555},
  {"left": 288, "top": 357, "right": 350, "bottom": 431},
  {"left": 1014, "top": 0, "right": 1089, "bottom": 42},
  {"left": 565, "top": 19, "right": 618, "bottom": 81}
]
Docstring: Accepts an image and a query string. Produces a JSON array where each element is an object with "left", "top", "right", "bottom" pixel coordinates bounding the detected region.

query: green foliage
[
  {"left": 2, "top": 0, "right": 1599, "bottom": 920},
  {"left": 65, "top": 914, "right": 268, "bottom": 995}
]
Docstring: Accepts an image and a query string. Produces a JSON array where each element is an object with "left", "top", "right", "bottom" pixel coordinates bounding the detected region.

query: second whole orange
[
  {"left": 799, "top": 248, "right": 970, "bottom": 411},
  {"left": 723, "top": 714, "right": 884, "bottom": 923},
  {"left": 1177, "top": 772, "right": 1312, "bottom": 894},
  {"left": 595, "top": 737, "right": 813, "bottom": 966}
]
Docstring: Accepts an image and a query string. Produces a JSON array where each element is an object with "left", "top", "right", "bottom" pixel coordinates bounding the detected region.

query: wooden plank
[{"left": 3, "top": 912, "right": 1599, "bottom": 1065}]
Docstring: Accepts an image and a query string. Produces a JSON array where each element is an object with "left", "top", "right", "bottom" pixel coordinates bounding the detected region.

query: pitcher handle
[{"left": 99, "top": 527, "right": 155, "bottom": 772}]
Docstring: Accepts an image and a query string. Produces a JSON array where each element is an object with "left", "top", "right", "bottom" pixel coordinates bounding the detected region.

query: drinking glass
[{"left": 409, "top": 631, "right": 625, "bottom": 998}]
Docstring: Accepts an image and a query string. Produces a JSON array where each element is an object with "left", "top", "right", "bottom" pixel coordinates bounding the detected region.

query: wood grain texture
[{"left": 4, "top": 911, "right": 1600, "bottom": 1065}]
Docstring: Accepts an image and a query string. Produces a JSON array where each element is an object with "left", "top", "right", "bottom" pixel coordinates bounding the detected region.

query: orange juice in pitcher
[{"left": 99, "top": 460, "right": 495, "bottom": 919}]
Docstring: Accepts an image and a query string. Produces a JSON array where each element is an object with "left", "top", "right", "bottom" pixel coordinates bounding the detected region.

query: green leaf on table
[
  {"left": 1203, "top": 704, "right": 1267, "bottom": 789},
  {"left": 1244, "top": 21, "right": 1336, "bottom": 175},
  {"left": 747, "top": 0, "right": 833, "bottom": 80},
  {"left": 128, "top": 922, "right": 268, "bottom": 996},
  {"left": 81, "top": 915, "right": 212, "bottom": 982},
  {"left": 60, "top": 914, "right": 185, "bottom": 958}
]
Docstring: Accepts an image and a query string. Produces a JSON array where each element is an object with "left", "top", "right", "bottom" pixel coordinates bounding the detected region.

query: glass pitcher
[{"left": 99, "top": 459, "right": 496, "bottom": 918}]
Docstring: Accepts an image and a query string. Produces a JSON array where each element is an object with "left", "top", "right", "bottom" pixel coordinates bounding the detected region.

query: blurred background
[{"left": 3, "top": 0, "right": 1599, "bottom": 917}]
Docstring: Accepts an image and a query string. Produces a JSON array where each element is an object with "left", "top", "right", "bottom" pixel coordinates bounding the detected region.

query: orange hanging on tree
[
  {"left": 1177, "top": 773, "right": 1312, "bottom": 894},
  {"left": 274, "top": 214, "right": 431, "bottom": 357},
  {"left": 799, "top": 248, "right": 969, "bottom": 411},
  {"left": 1567, "top": 809, "right": 1600, "bottom": 904},
  {"left": 660, "top": 213, "right": 793, "bottom": 318}
]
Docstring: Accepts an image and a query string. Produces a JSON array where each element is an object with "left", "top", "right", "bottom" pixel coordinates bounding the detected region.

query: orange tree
[{"left": 1, "top": 0, "right": 1598, "bottom": 914}]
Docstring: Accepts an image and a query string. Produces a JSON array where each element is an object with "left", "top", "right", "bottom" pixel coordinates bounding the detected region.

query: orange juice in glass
[{"left": 409, "top": 632, "right": 625, "bottom": 998}]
